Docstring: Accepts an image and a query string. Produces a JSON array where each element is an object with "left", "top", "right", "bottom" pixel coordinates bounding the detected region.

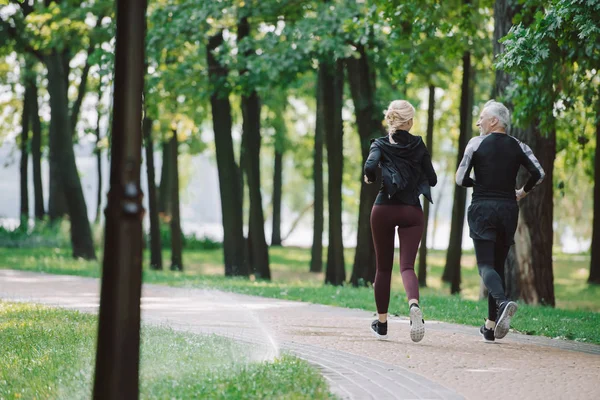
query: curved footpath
[{"left": 1, "top": 269, "right": 599, "bottom": 400}]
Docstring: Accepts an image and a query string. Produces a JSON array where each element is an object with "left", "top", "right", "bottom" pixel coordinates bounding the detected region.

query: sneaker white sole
[
  {"left": 409, "top": 307, "right": 425, "bottom": 342},
  {"left": 370, "top": 327, "right": 388, "bottom": 341},
  {"left": 495, "top": 301, "right": 518, "bottom": 339}
]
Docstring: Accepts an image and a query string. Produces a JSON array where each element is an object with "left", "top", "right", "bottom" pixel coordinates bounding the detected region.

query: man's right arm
[{"left": 518, "top": 141, "right": 545, "bottom": 193}]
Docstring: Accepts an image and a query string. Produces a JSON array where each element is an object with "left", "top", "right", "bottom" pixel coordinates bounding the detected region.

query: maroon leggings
[{"left": 371, "top": 204, "right": 424, "bottom": 314}]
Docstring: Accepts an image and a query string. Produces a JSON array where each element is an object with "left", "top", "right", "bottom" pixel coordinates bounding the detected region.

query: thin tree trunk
[
  {"left": 239, "top": 16, "right": 270, "bottom": 280},
  {"left": 93, "top": 1, "right": 145, "bottom": 396},
  {"left": 20, "top": 75, "right": 32, "bottom": 228},
  {"left": 346, "top": 45, "right": 382, "bottom": 286},
  {"left": 323, "top": 59, "right": 346, "bottom": 286},
  {"left": 207, "top": 32, "right": 247, "bottom": 276},
  {"left": 443, "top": 51, "right": 474, "bottom": 294},
  {"left": 45, "top": 52, "right": 96, "bottom": 260},
  {"left": 158, "top": 140, "right": 172, "bottom": 218},
  {"left": 310, "top": 72, "right": 324, "bottom": 273},
  {"left": 589, "top": 97, "right": 600, "bottom": 284},
  {"left": 95, "top": 87, "right": 103, "bottom": 223},
  {"left": 30, "top": 77, "right": 45, "bottom": 220},
  {"left": 144, "top": 117, "right": 162, "bottom": 270},
  {"left": 271, "top": 146, "right": 283, "bottom": 246},
  {"left": 169, "top": 130, "right": 183, "bottom": 271},
  {"left": 418, "top": 84, "right": 436, "bottom": 287}
]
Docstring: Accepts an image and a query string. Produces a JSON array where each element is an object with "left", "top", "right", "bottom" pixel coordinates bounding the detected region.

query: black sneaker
[
  {"left": 409, "top": 303, "right": 425, "bottom": 343},
  {"left": 480, "top": 324, "right": 495, "bottom": 343},
  {"left": 371, "top": 320, "right": 388, "bottom": 340},
  {"left": 495, "top": 301, "right": 518, "bottom": 339}
]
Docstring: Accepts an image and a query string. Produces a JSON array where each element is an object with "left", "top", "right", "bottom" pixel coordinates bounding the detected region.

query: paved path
[{"left": 1, "top": 270, "right": 599, "bottom": 400}]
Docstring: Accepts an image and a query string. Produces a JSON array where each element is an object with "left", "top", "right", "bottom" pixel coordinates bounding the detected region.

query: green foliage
[
  {"left": 155, "top": 222, "right": 222, "bottom": 250},
  {"left": 0, "top": 302, "right": 333, "bottom": 400},
  {"left": 497, "top": 0, "right": 600, "bottom": 131},
  {"left": 0, "top": 221, "right": 70, "bottom": 248}
]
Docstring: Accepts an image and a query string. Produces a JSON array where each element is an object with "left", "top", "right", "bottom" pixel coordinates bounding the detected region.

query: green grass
[
  {"left": 0, "top": 301, "right": 334, "bottom": 400},
  {"left": 1, "top": 247, "right": 600, "bottom": 344}
]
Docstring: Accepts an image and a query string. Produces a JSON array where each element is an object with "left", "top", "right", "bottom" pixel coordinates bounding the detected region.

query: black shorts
[{"left": 467, "top": 199, "right": 518, "bottom": 244}]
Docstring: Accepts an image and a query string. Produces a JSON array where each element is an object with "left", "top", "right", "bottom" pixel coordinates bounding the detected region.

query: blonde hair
[{"left": 384, "top": 100, "right": 415, "bottom": 133}]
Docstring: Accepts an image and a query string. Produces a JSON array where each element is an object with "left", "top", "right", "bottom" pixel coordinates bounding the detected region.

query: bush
[
  {"left": 0, "top": 220, "right": 70, "bottom": 248},
  {"left": 155, "top": 223, "right": 222, "bottom": 250}
]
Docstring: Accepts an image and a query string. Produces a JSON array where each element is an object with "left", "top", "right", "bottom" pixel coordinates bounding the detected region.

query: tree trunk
[
  {"left": 207, "top": 32, "right": 248, "bottom": 276},
  {"left": 443, "top": 51, "right": 474, "bottom": 294},
  {"left": 494, "top": 0, "right": 555, "bottom": 304},
  {"left": 346, "top": 45, "right": 382, "bottom": 286},
  {"left": 144, "top": 117, "right": 162, "bottom": 270},
  {"left": 310, "top": 72, "right": 325, "bottom": 273},
  {"left": 239, "top": 16, "right": 270, "bottom": 280},
  {"left": 158, "top": 139, "right": 172, "bottom": 218},
  {"left": 589, "top": 99, "right": 600, "bottom": 284},
  {"left": 169, "top": 131, "right": 183, "bottom": 271},
  {"left": 95, "top": 87, "right": 103, "bottom": 224},
  {"left": 30, "top": 77, "right": 45, "bottom": 220},
  {"left": 323, "top": 60, "right": 346, "bottom": 286},
  {"left": 93, "top": 0, "right": 145, "bottom": 396},
  {"left": 493, "top": 0, "right": 520, "bottom": 300},
  {"left": 510, "top": 125, "right": 556, "bottom": 305},
  {"left": 418, "top": 84, "right": 436, "bottom": 287},
  {"left": 271, "top": 145, "right": 283, "bottom": 246},
  {"left": 45, "top": 52, "right": 96, "bottom": 260},
  {"left": 20, "top": 75, "right": 32, "bottom": 228}
]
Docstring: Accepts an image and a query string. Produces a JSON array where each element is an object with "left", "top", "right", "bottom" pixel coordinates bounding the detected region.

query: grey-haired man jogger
[{"left": 455, "top": 100, "right": 545, "bottom": 342}]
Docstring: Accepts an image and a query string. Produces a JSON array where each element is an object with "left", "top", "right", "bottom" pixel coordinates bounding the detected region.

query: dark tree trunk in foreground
[
  {"left": 346, "top": 45, "right": 382, "bottom": 286},
  {"left": 169, "top": 130, "right": 183, "bottom": 271},
  {"left": 310, "top": 73, "right": 324, "bottom": 273},
  {"left": 418, "top": 84, "right": 436, "bottom": 287},
  {"left": 144, "top": 117, "right": 162, "bottom": 270},
  {"left": 207, "top": 32, "right": 248, "bottom": 276},
  {"left": 443, "top": 51, "right": 474, "bottom": 294},
  {"left": 323, "top": 59, "right": 346, "bottom": 286},
  {"left": 93, "top": 1, "right": 146, "bottom": 398}
]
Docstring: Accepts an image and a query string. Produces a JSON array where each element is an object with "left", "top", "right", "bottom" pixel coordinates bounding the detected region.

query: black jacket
[{"left": 364, "top": 130, "right": 437, "bottom": 205}]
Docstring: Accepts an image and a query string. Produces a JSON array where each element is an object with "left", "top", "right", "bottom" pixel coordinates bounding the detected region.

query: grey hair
[{"left": 483, "top": 100, "right": 511, "bottom": 131}]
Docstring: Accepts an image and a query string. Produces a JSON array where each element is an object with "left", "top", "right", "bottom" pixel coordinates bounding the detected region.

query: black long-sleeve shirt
[
  {"left": 364, "top": 130, "right": 437, "bottom": 206},
  {"left": 455, "top": 132, "right": 545, "bottom": 201}
]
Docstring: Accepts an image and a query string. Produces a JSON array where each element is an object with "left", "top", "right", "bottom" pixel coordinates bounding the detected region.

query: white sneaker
[{"left": 409, "top": 305, "right": 425, "bottom": 342}]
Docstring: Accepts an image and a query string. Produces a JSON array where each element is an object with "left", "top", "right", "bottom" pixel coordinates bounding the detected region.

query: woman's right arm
[
  {"left": 363, "top": 143, "right": 381, "bottom": 183},
  {"left": 421, "top": 151, "right": 438, "bottom": 187}
]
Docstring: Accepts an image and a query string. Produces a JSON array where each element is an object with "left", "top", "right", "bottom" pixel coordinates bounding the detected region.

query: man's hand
[
  {"left": 516, "top": 188, "right": 527, "bottom": 201},
  {"left": 364, "top": 175, "right": 372, "bottom": 184}
]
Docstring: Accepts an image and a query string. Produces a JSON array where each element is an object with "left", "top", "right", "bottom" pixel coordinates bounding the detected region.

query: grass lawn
[
  {"left": 0, "top": 301, "right": 334, "bottom": 400},
  {"left": 1, "top": 246, "right": 599, "bottom": 344}
]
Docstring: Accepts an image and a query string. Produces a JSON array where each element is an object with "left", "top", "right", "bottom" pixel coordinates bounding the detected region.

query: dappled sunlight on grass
[{"left": 0, "top": 302, "right": 334, "bottom": 400}]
